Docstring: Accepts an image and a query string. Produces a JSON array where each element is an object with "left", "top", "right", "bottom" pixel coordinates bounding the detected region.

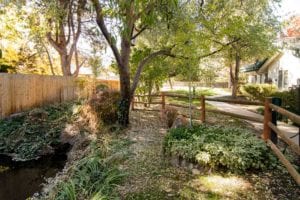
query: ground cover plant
[
  {"left": 0, "top": 101, "right": 82, "bottom": 161},
  {"left": 164, "top": 125, "right": 278, "bottom": 172}
]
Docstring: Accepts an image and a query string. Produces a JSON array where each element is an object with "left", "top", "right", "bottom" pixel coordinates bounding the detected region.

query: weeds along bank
[
  {"left": 0, "top": 90, "right": 121, "bottom": 161},
  {"left": 0, "top": 88, "right": 127, "bottom": 199},
  {"left": 32, "top": 90, "right": 131, "bottom": 199}
]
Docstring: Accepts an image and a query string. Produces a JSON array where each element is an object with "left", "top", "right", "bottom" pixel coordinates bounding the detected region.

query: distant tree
[
  {"left": 37, "top": 0, "right": 87, "bottom": 76},
  {"left": 0, "top": 3, "right": 58, "bottom": 74},
  {"left": 198, "top": 0, "right": 280, "bottom": 97}
]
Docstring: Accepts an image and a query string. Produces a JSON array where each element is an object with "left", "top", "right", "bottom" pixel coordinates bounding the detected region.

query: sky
[{"left": 277, "top": 0, "right": 300, "bottom": 20}]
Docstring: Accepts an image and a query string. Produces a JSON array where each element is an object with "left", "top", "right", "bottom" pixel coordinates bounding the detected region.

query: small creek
[{"left": 0, "top": 144, "right": 70, "bottom": 200}]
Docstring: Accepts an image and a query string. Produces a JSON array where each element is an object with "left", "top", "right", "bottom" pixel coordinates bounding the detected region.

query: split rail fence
[
  {"left": 132, "top": 92, "right": 300, "bottom": 185},
  {"left": 0, "top": 73, "right": 120, "bottom": 119}
]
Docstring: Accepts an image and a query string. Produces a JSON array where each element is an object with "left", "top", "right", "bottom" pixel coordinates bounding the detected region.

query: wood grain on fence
[{"left": 0, "top": 74, "right": 120, "bottom": 119}]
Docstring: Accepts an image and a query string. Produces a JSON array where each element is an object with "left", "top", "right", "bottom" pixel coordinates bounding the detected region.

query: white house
[{"left": 241, "top": 16, "right": 300, "bottom": 90}]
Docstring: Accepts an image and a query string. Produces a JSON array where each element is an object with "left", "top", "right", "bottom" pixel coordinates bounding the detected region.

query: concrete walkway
[{"left": 207, "top": 100, "right": 300, "bottom": 146}]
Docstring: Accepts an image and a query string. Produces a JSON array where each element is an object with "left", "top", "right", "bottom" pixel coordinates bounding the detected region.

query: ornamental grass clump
[
  {"left": 164, "top": 125, "right": 278, "bottom": 172},
  {"left": 52, "top": 142, "right": 127, "bottom": 200}
]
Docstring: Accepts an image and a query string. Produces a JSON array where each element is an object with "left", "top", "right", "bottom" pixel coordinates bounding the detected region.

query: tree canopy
[{"left": 0, "top": 0, "right": 281, "bottom": 125}]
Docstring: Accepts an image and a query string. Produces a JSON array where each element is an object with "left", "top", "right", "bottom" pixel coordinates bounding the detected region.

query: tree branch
[
  {"left": 92, "top": 0, "right": 122, "bottom": 67},
  {"left": 198, "top": 38, "right": 240, "bottom": 59},
  {"left": 131, "top": 25, "right": 148, "bottom": 40},
  {"left": 131, "top": 48, "right": 174, "bottom": 96},
  {"left": 46, "top": 33, "right": 64, "bottom": 54},
  {"left": 134, "top": 2, "right": 155, "bottom": 21}
]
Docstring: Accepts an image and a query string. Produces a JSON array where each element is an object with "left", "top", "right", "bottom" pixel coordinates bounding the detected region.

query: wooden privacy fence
[
  {"left": 132, "top": 93, "right": 300, "bottom": 185},
  {"left": 0, "top": 74, "right": 120, "bottom": 119}
]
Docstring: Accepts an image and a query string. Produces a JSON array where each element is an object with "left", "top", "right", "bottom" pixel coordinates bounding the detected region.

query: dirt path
[{"left": 118, "top": 110, "right": 192, "bottom": 199}]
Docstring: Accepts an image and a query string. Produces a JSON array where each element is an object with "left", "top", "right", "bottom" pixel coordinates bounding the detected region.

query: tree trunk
[
  {"left": 168, "top": 78, "right": 173, "bottom": 90},
  {"left": 60, "top": 53, "right": 72, "bottom": 76},
  {"left": 118, "top": 39, "right": 132, "bottom": 126},
  {"left": 231, "top": 52, "right": 240, "bottom": 98},
  {"left": 118, "top": 69, "right": 131, "bottom": 126}
]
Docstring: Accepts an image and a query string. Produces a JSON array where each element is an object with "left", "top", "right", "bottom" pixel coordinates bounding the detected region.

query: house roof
[
  {"left": 240, "top": 58, "right": 268, "bottom": 73},
  {"left": 257, "top": 52, "right": 284, "bottom": 74}
]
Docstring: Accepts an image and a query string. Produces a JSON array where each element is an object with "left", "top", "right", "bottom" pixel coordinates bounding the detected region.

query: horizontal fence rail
[
  {"left": 269, "top": 103, "right": 300, "bottom": 125},
  {"left": 267, "top": 139, "right": 300, "bottom": 185},
  {"left": 263, "top": 97, "right": 300, "bottom": 185},
  {"left": 206, "top": 108, "right": 264, "bottom": 123},
  {"left": 268, "top": 122, "right": 300, "bottom": 155}
]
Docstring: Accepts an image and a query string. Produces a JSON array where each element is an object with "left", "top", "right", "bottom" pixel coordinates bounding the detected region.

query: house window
[
  {"left": 278, "top": 70, "right": 282, "bottom": 88},
  {"left": 265, "top": 72, "right": 268, "bottom": 83}
]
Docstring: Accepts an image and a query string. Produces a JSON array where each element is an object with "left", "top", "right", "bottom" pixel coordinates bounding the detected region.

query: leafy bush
[
  {"left": 88, "top": 91, "right": 120, "bottom": 125},
  {"left": 242, "top": 84, "right": 299, "bottom": 115},
  {"left": 240, "top": 84, "right": 277, "bottom": 101},
  {"left": 272, "top": 88, "right": 299, "bottom": 114},
  {"left": 164, "top": 125, "right": 278, "bottom": 172}
]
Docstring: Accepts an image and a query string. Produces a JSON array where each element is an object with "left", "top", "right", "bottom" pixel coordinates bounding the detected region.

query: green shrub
[
  {"left": 164, "top": 125, "right": 278, "bottom": 172},
  {"left": 240, "top": 84, "right": 277, "bottom": 101},
  {"left": 242, "top": 84, "right": 299, "bottom": 115},
  {"left": 272, "top": 89, "right": 298, "bottom": 114}
]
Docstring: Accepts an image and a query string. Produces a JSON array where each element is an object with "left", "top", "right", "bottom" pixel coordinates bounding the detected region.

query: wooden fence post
[
  {"left": 263, "top": 97, "right": 272, "bottom": 141},
  {"left": 161, "top": 92, "right": 165, "bottom": 110},
  {"left": 201, "top": 95, "right": 206, "bottom": 122}
]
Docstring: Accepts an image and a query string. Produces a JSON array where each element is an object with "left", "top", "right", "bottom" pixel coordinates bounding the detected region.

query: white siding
[
  {"left": 267, "top": 50, "right": 300, "bottom": 89},
  {"left": 279, "top": 49, "right": 300, "bottom": 87}
]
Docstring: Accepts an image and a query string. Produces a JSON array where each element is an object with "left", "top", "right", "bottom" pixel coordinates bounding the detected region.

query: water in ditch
[{"left": 0, "top": 145, "right": 70, "bottom": 200}]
